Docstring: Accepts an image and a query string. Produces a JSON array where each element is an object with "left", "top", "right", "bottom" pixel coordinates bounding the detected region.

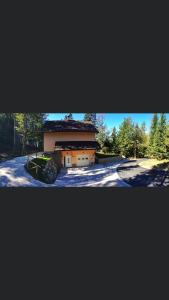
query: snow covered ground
[{"left": 0, "top": 155, "right": 130, "bottom": 187}]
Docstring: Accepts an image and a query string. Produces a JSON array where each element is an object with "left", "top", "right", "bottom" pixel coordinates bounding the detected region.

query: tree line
[
  {"left": 0, "top": 113, "right": 47, "bottom": 154},
  {"left": 0, "top": 112, "right": 168, "bottom": 160},
  {"left": 83, "top": 113, "right": 169, "bottom": 160},
  {"left": 95, "top": 115, "right": 148, "bottom": 158},
  {"left": 96, "top": 113, "right": 169, "bottom": 159},
  {"left": 147, "top": 113, "right": 169, "bottom": 159},
  {"left": 65, "top": 112, "right": 97, "bottom": 124}
]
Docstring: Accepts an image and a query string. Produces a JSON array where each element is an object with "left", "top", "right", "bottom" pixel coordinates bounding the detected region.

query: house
[{"left": 43, "top": 120, "right": 100, "bottom": 167}]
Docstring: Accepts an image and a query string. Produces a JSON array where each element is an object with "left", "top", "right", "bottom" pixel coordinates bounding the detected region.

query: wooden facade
[
  {"left": 44, "top": 132, "right": 96, "bottom": 152},
  {"left": 43, "top": 120, "right": 98, "bottom": 167},
  {"left": 60, "top": 149, "right": 95, "bottom": 167}
]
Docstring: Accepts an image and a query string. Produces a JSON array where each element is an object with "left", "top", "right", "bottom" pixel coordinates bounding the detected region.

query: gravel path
[
  {"left": 117, "top": 159, "right": 169, "bottom": 187},
  {"left": 0, "top": 156, "right": 129, "bottom": 187}
]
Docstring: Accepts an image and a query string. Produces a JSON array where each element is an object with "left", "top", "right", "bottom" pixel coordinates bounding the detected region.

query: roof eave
[{"left": 43, "top": 130, "right": 98, "bottom": 133}]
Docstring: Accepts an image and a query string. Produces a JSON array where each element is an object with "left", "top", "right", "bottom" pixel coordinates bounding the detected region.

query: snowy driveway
[{"left": 0, "top": 156, "right": 129, "bottom": 187}]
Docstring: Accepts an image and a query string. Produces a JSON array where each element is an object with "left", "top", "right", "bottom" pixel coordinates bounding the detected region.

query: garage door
[{"left": 77, "top": 155, "right": 90, "bottom": 167}]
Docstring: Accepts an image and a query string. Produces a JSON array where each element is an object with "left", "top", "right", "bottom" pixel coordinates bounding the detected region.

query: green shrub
[
  {"left": 25, "top": 157, "right": 50, "bottom": 183},
  {"left": 96, "top": 152, "right": 116, "bottom": 158},
  {"left": 102, "top": 147, "right": 110, "bottom": 154},
  {"left": 25, "top": 153, "right": 62, "bottom": 184}
]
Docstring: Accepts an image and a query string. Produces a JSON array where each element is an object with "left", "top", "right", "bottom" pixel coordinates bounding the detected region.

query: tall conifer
[
  {"left": 117, "top": 118, "right": 134, "bottom": 157},
  {"left": 153, "top": 113, "right": 167, "bottom": 159},
  {"left": 111, "top": 127, "right": 118, "bottom": 154},
  {"left": 148, "top": 113, "right": 158, "bottom": 157}
]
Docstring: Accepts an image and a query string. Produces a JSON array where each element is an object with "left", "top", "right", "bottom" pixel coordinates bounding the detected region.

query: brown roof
[
  {"left": 43, "top": 120, "right": 98, "bottom": 133},
  {"left": 55, "top": 141, "right": 100, "bottom": 150}
]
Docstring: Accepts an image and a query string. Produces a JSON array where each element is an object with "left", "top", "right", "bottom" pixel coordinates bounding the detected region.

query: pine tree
[
  {"left": 15, "top": 113, "right": 47, "bottom": 154},
  {"left": 0, "top": 113, "right": 15, "bottom": 151},
  {"left": 129, "top": 122, "right": 148, "bottom": 158},
  {"left": 117, "top": 117, "right": 134, "bottom": 157},
  {"left": 153, "top": 113, "right": 167, "bottom": 159},
  {"left": 15, "top": 113, "right": 30, "bottom": 154},
  {"left": 83, "top": 113, "right": 96, "bottom": 125},
  {"left": 132, "top": 123, "right": 142, "bottom": 158},
  {"left": 139, "top": 122, "right": 148, "bottom": 157},
  {"left": 96, "top": 115, "right": 109, "bottom": 149},
  {"left": 141, "top": 122, "right": 147, "bottom": 139},
  {"left": 27, "top": 113, "right": 47, "bottom": 148},
  {"left": 148, "top": 113, "right": 158, "bottom": 157},
  {"left": 111, "top": 127, "right": 119, "bottom": 155},
  {"left": 166, "top": 124, "right": 169, "bottom": 158}
]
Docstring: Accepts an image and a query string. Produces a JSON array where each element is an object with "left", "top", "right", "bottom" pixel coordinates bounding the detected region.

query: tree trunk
[
  {"left": 22, "top": 135, "right": 26, "bottom": 155},
  {"left": 134, "top": 142, "right": 137, "bottom": 159}
]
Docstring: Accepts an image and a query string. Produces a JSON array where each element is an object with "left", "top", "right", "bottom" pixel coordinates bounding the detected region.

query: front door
[{"left": 65, "top": 155, "right": 72, "bottom": 167}]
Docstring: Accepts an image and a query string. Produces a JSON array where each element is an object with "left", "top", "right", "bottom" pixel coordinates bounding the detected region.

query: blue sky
[{"left": 47, "top": 113, "right": 169, "bottom": 132}]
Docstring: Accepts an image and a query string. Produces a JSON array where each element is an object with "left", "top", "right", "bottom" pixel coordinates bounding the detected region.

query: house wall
[
  {"left": 60, "top": 149, "right": 95, "bottom": 167},
  {"left": 44, "top": 132, "right": 96, "bottom": 152}
]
